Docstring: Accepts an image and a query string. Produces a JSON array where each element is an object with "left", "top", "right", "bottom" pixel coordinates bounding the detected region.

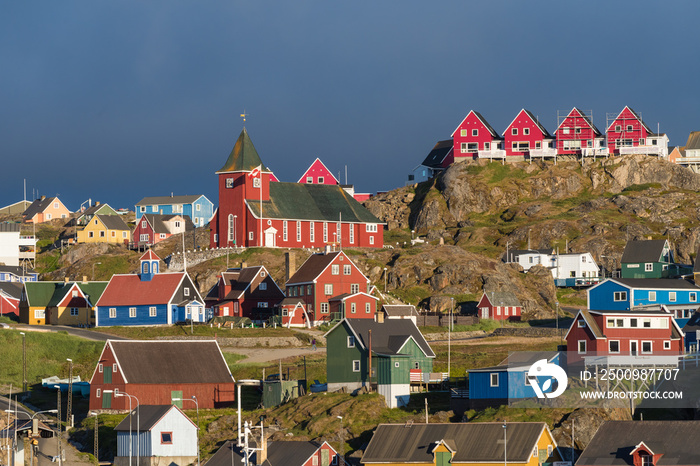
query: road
[{"left": 13, "top": 325, "right": 129, "bottom": 341}]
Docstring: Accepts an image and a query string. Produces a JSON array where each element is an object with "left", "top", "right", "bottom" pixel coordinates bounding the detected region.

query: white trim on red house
[{"left": 296, "top": 158, "right": 340, "bottom": 184}]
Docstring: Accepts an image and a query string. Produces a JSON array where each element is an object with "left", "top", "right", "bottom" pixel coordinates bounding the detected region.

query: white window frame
[
  {"left": 320, "top": 303, "right": 329, "bottom": 314},
  {"left": 641, "top": 341, "right": 653, "bottom": 354},
  {"left": 349, "top": 223, "right": 354, "bottom": 244},
  {"left": 365, "top": 302, "right": 371, "bottom": 314},
  {"left": 472, "top": 129, "right": 478, "bottom": 137},
  {"left": 129, "top": 307, "right": 136, "bottom": 318},
  {"left": 609, "top": 340, "right": 620, "bottom": 353},
  {"left": 613, "top": 291, "right": 627, "bottom": 301},
  {"left": 366, "top": 224, "right": 378, "bottom": 233},
  {"left": 296, "top": 221, "right": 301, "bottom": 242},
  {"left": 323, "top": 223, "right": 328, "bottom": 242},
  {"left": 109, "top": 308, "right": 116, "bottom": 318},
  {"left": 649, "top": 291, "right": 656, "bottom": 302},
  {"left": 663, "top": 341, "right": 671, "bottom": 350},
  {"left": 149, "top": 306, "right": 157, "bottom": 317},
  {"left": 645, "top": 263, "right": 653, "bottom": 272},
  {"left": 511, "top": 128, "right": 518, "bottom": 135},
  {"left": 344, "top": 264, "right": 351, "bottom": 275},
  {"left": 352, "top": 360, "right": 360, "bottom": 372},
  {"left": 578, "top": 340, "right": 586, "bottom": 354},
  {"left": 691, "top": 292, "right": 697, "bottom": 302},
  {"left": 350, "top": 303, "right": 356, "bottom": 314},
  {"left": 325, "top": 284, "right": 333, "bottom": 295},
  {"left": 670, "top": 291, "right": 676, "bottom": 302},
  {"left": 283, "top": 221, "right": 288, "bottom": 242},
  {"left": 332, "top": 264, "right": 340, "bottom": 275},
  {"left": 490, "top": 373, "right": 499, "bottom": 387},
  {"left": 310, "top": 222, "right": 315, "bottom": 243}
]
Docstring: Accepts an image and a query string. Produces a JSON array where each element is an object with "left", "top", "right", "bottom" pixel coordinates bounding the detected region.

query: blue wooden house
[
  {"left": 467, "top": 352, "right": 560, "bottom": 409},
  {"left": 587, "top": 278, "right": 700, "bottom": 326},
  {"left": 94, "top": 250, "right": 206, "bottom": 326},
  {"left": 0, "top": 266, "right": 38, "bottom": 283},
  {"left": 683, "top": 313, "right": 700, "bottom": 352},
  {"left": 135, "top": 194, "right": 214, "bottom": 228}
]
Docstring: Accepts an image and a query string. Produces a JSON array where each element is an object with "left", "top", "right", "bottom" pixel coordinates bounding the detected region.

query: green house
[
  {"left": 620, "top": 239, "right": 690, "bottom": 278},
  {"left": 324, "top": 317, "right": 435, "bottom": 408}
]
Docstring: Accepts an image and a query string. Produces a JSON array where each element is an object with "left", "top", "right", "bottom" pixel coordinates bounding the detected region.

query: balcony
[
  {"left": 676, "top": 156, "right": 700, "bottom": 165},
  {"left": 619, "top": 145, "right": 664, "bottom": 156},
  {"left": 581, "top": 147, "right": 610, "bottom": 157},
  {"left": 529, "top": 147, "right": 557, "bottom": 158},
  {"left": 477, "top": 149, "right": 506, "bottom": 160}
]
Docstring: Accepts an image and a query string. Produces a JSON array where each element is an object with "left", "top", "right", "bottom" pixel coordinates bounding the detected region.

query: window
[
  {"left": 297, "top": 221, "right": 301, "bottom": 242},
  {"left": 109, "top": 308, "right": 116, "bottom": 318},
  {"left": 349, "top": 224, "right": 354, "bottom": 243},
  {"left": 253, "top": 177, "right": 261, "bottom": 188},
  {"left": 641, "top": 341, "right": 652, "bottom": 354},
  {"left": 641, "top": 455, "right": 653, "bottom": 466},
  {"left": 350, "top": 303, "right": 356, "bottom": 314},
  {"left": 88, "top": 231, "right": 94, "bottom": 238},
  {"left": 149, "top": 307, "right": 157, "bottom": 317},
  {"left": 535, "top": 141, "right": 541, "bottom": 149},
  {"left": 323, "top": 223, "right": 328, "bottom": 242},
  {"left": 669, "top": 291, "right": 676, "bottom": 302},
  {"left": 472, "top": 129, "right": 478, "bottom": 137},
  {"left": 226, "top": 178, "right": 234, "bottom": 188},
  {"left": 615, "top": 125, "right": 621, "bottom": 132},
  {"left": 308, "top": 285, "right": 313, "bottom": 295},
  {"left": 351, "top": 284, "right": 359, "bottom": 294},
  {"left": 159, "top": 233, "right": 166, "bottom": 239},
  {"left": 228, "top": 214, "right": 234, "bottom": 243},
  {"left": 332, "top": 264, "right": 339, "bottom": 275},
  {"left": 161, "top": 432, "right": 173, "bottom": 444},
  {"left": 639, "top": 138, "right": 645, "bottom": 145},
  {"left": 664, "top": 341, "right": 671, "bottom": 350},
  {"left": 249, "top": 231, "right": 254, "bottom": 240},
  {"left": 649, "top": 291, "right": 656, "bottom": 301},
  {"left": 484, "top": 142, "right": 490, "bottom": 150},
  {"left": 577, "top": 319, "right": 586, "bottom": 328},
  {"left": 626, "top": 125, "right": 633, "bottom": 132},
  {"left": 258, "top": 302, "right": 268, "bottom": 308},
  {"left": 142, "top": 221, "right": 147, "bottom": 228},
  {"left": 645, "top": 263, "right": 653, "bottom": 272},
  {"left": 347, "top": 336, "right": 355, "bottom": 347},
  {"left": 34, "top": 309, "right": 45, "bottom": 319},
  {"left": 140, "top": 206, "right": 146, "bottom": 212},
  {"left": 113, "top": 363, "right": 118, "bottom": 373},
  {"left": 643, "top": 319, "right": 651, "bottom": 328},
  {"left": 460, "top": 129, "right": 467, "bottom": 137},
  {"left": 96, "top": 388, "right": 101, "bottom": 398},
  {"left": 394, "top": 362, "right": 400, "bottom": 368},
  {"left": 490, "top": 373, "right": 499, "bottom": 387},
  {"left": 313, "top": 456, "right": 319, "bottom": 466},
  {"left": 460, "top": 142, "right": 468, "bottom": 153},
  {"left": 366, "top": 303, "right": 371, "bottom": 313},
  {"left": 306, "top": 176, "right": 313, "bottom": 183},
  {"left": 70, "top": 307, "right": 79, "bottom": 316},
  {"left": 99, "top": 230, "right": 105, "bottom": 237},
  {"left": 343, "top": 264, "right": 351, "bottom": 275},
  {"left": 98, "top": 363, "right": 103, "bottom": 373},
  {"left": 111, "top": 231, "right": 116, "bottom": 237},
  {"left": 533, "top": 447, "right": 538, "bottom": 458},
  {"left": 46, "top": 213, "right": 51, "bottom": 220},
  {"left": 547, "top": 446, "right": 553, "bottom": 458},
  {"left": 630, "top": 318, "right": 638, "bottom": 327},
  {"left": 129, "top": 307, "right": 136, "bottom": 318},
  {"left": 609, "top": 341, "right": 620, "bottom": 353},
  {"left": 578, "top": 340, "right": 586, "bottom": 354},
  {"left": 512, "top": 128, "right": 518, "bottom": 135},
  {"left": 523, "top": 128, "right": 530, "bottom": 135},
  {"left": 466, "top": 142, "right": 478, "bottom": 152},
  {"left": 318, "top": 177, "right": 325, "bottom": 184},
  {"left": 283, "top": 221, "right": 288, "bottom": 241},
  {"left": 575, "top": 127, "right": 582, "bottom": 134},
  {"left": 325, "top": 284, "right": 333, "bottom": 295},
  {"left": 691, "top": 292, "right": 697, "bottom": 302},
  {"left": 310, "top": 222, "right": 315, "bottom": 243},
  {"left": 613, "top": 291, "right": 627, "bottom": 301},
  {"left": 260, "top": 282, "right": 267, "bottom": 291},
  {"left": 196, "top": 204, "right": 201, "bottom": 211},
  {"left": 184, "top": 287, "right": 190, "bottom": 297},
  {"left": 352, "top": 360, "right": 360, "bottom": 372},
  {"left": 321, "top": 303, "right": 329, "bottom": 314},
  {"left": 369, "top": 236, "right": 374, "bottom": 245}
]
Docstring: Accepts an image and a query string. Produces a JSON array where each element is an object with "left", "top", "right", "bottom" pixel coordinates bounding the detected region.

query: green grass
[
  {"left": 390, "top": 286, "right": 432, "bottom": 305},
  {"left": 89, "top": 324, "right": 316, "bottom": 341},
  {"left": 35, "top": 250, "right": 63, "bottom": 274},
  {"left": 0, "top": 330, "right": 104, "bottom": 390},
  {"left": 487, "top": 163, "right": 529, "bottom": 183}
]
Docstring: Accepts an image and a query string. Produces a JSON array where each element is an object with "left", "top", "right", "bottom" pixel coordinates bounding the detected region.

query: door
[
  {"left": 265, "top": 227, "right": 277, "bottom": 247},
  {"left": 630, "top": 341, "right": 638, "bottom": 356},
  {"left": 102, "top": 391, "right": 112, "bottom": 409},
  {"left": 103, "top": 366, "right": 112, "bottom": 384}
]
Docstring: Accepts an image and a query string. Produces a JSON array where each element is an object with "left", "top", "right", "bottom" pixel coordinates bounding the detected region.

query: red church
[{"left": 210, "top": 129, "right": 384, "bottom": 249}]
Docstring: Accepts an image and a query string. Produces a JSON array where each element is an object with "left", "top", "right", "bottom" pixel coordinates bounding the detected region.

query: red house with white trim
[
  {"left": 605, "top": 106, "right": 668, "bottom": 157},
  {"left": 132, "top": 214, "right": 194, "bottom": 248},
  {"left": 204, "top": 265, "right": 285, "bottom": 320},
  {"left": 554, "top": 107, "right": 606, "bottom": 156},
  {"left": 451, "top": 110, "right": 505, "bottom": 161},
  {"left": 477, "top": 291, "right": 522, "bottom": 321},
  {"left": 565, "top": 309, "right": 683, "bottom": 365},
  {"left": 298, "top": 158, "right": 339, "bottom": 185},
  {"left": 284, "top": 250, "right": 375, "bottom": 325},
  {"left": 503, "top": 109, "right": 555, "bottom": 158},
  {"left": 209, "top": 129, "right": 384, "bottom": 249}
]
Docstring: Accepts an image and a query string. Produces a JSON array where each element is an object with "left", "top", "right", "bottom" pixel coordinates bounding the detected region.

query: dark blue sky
[{"left": 2, "top": 1, "right": 699, "bottom": 211}]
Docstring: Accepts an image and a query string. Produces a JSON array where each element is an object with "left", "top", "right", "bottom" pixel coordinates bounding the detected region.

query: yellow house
[
  {"left": 77, "top": 214, "right": 131, "bottom": 244},
  {"left": 362, "top": 423, "right": 558, "bottom": 466},
  {"left": 20, "top": 280, "right": 108, "bottom": 326}
]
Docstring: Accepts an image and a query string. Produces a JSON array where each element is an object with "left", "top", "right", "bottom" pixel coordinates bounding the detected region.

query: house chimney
[
  {"left": 241, "top": 261, "right": 247, "bottom": 269},
  {"left": 41, "top": 195, "right": 46, "bottom": 201},
  {"left": 82, "top": 275, "right": 88, "bottom": 284},
  {"left": 64, "top": 277, "right": 69, "bottom": 283},
  {"left": 376, "top": 308, "right": 385, "bottom": 323},
  {"left": 285, "top": 252, "right": 296, "bottom": 283}
]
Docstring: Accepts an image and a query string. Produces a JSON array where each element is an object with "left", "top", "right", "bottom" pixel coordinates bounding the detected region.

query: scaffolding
[{"left": 556, "top": 109, "right": 608, "bottom": 159}]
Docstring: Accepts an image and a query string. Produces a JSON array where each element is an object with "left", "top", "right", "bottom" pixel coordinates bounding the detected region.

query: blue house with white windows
[
  {"left": 0, "top": 266, "right": 38, "bottom": 283},
  {"left": 587, "top": 278, "right": 700, "bottom": 326},
  {"left": 467, "top": 352, "right": 561, "bottom": 409},
  {"left": 94, "top": 250, "right": 206, "bottom": 326},
  {"left": 135, "top": 195, "right": 214, "bottom": 228}
]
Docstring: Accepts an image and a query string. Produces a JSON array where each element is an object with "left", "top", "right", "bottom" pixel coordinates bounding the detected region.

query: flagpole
[{"left": 259, "top": 170, "right": 263, "bottom": 247}]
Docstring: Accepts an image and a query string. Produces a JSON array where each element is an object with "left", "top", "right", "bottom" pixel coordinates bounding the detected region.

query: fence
[{"left": 418, "top": 314, "right": 478, "bottom": 327}]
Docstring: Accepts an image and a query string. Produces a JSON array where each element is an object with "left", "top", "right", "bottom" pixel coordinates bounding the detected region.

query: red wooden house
[
  {"left": 554, "top": 107, "right": 606, "bottom": 157},
  {"left": 207, "top": 440, "right": 339, "bottom": 466},
  {"left": 605, "top": 106, "right": 668, "bottom": 157},
  {"left": 204, "top": 265, "right": 285, "bottom": 320},
  {"left": 298, "top": 158, "right": 339, "bottom": 185},
  {"left": 132, "top": 213, "right": 194, "bottom": 248},
  {"left": 284, "top": 250, "right": 375, "bottom": 325},
  {"left": 210, "top": 129, "right": 383, "bottom": 249},
  {"left": 89, "top": 339, "right": 235, "bottom": 411},
  {"left": 0, "top": 283, "right": 21, "bottom": 318},
  {"left": 451, "top": 110, "right": 505, "bottom": 161},
  {"left": 503, "top": 109, "right": 555, "bottom": 159},
  {"left": 477, "top": 291, "right": 522, "bottom": 321},
  {"left": 565, "top": 309, "right": 683, "bottom": 365}
]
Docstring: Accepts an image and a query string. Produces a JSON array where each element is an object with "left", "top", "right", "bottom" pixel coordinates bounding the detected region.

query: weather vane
[{"left": 240, "top": 110, "right": 249, "bottom": 126}]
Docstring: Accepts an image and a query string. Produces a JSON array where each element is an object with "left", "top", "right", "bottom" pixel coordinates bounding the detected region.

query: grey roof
[
  {"left": 114, "top": 405, "right": 194, "bottom": 431},
  {"left": 106, "top": 340, "right": 234, "bottom": 384},
  {"left": 136, "top": 195, "right": 206, "bottom": 206},
  {"left": 420, "top": 139, "right": 453, "bottom": 169},
  {"left": 0, "top": 282, "right": 23, "bottom": 300},
  {"left": 22, "top": 197, "right": 61, "bottom": 220},
  {"left": 483, "top": 291, "right": 522, "bottom": 307},
  {"left": 620, "top": 239, "right": 668, "bottom": 263},
  {"left": 0, "top": 223, "right": 21, "bottom": 232},
  {"left": 510, "top": 248, "right": 555, "bottom": 256},
  {"left": 472, "top": 111, "right": 502, "bottom": 138},
  {"left": 577, "top": 420, "right": 700, "bottom": 466},
  {"left": 340, "top": 318, "right": 435, "bottom": 358},
  {"left": 0, "top": 265, "right": 36, "bottom": 276},
  {"left": 382, "top": 304, "right": 419, "bottom": 317},
  {"left": 287, "top": 252, "right": 340, "bottom": 285},
  {"left": 362, "top": 423, "right": 549, "bottom": 464},
  {"left": 686, "top": 131, "right": 700, "bottom": 151},
  {"left": 523, "top": 109, "right": 553, "bottom": 138},
  {"left": 93, "top": 214, "right": 130, "bottom": 231},
  {"left": 611, "top": 278, "right": 699, "bottom": 290},
  {"left": 141, "top": 213, "right": 195, "bottom": 234},
  {"left": 206, "top": 440, "right": 329, "bottom": 466}
]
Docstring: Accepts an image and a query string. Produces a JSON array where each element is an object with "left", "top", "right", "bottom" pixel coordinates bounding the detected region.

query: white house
[
  {"left": 507, "top": 249, "right": 600, "bottom": 286},
  {"left": 0, "top": 223, "right": 36, "bottom": 267},
  {"left": 114, "top": 404, "right": 197, "bottom": 466}
]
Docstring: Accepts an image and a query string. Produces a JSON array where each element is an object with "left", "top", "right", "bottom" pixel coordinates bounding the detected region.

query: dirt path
[
  {"left": 222, "top": 345, "right": 326, "bottom": 363},
  {"left": 428, "top": 335, "right": 562, "bottom": 346}
]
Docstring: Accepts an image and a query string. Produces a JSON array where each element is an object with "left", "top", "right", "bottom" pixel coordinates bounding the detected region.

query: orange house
[{"left": 22, "top": 196, "right": 71, "bottom": 224}]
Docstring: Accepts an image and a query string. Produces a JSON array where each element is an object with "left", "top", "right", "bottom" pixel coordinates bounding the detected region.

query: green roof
[
  {"left": 216, "top": 128, "right": 270, "bottom": 174},
  {"left": 24, "top": 282, "right": 59, "bottom": 307},
  {"left": 247, "top": 182, "right": 383, "bottom": 223},
  {"left": 25, "top": 281, "right": 109, "bottom": 307}
]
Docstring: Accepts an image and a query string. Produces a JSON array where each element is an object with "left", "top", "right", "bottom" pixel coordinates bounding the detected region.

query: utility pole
[{"left": 67, "top": 359, "right": 73, "bottom": 428}]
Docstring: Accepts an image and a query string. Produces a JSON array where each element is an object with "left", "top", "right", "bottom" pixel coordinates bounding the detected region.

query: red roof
[
  {"left": 97, "top": 273, "right": 185, "bottom": 306},
  {"left": 140, "top": 249, "right": 161, "bottom": 261}
]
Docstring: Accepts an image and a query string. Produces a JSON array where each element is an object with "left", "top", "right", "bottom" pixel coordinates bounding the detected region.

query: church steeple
[
  {"left": 139, "top": 249, "right": 161, "bottom": 282},
  {"left": 216, "top": 128, "right": 269, "bottom": 174}
]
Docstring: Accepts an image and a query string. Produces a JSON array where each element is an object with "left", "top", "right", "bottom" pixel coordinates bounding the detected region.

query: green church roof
[
  {"left": 246, "top": 183, "right": 383, "bottom": 224},
  {"left": 216, "top": 128, "right": 270, "bottom": 174}
]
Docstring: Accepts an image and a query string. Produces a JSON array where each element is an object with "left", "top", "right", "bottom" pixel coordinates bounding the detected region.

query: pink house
[
  {"left": 503, "top": 109, "right": 554, "bottom": 159},
  {"left": 554, "top": 107, "right": 606, "bottom": 157},
  {"left": 298, "top": 158, "right": 339, "bottom": 185},
  {"left": 606, "top": 106, "right": 668, "bottom": 157},
  {"left": 451, "top": 111, "right": 505, "bottom": 161}
]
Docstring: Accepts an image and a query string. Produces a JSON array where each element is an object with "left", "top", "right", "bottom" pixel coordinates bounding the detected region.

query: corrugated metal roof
[
  {"left": 612, "top": 278, "right": 698, "bottom": 290},
  {"left": 344, "top": 318, "right": 435, "bottom": 358},
  {"left": 109, "top": 340, "right": 234, "bottom": 384},
  {"left": 685, "top": 131, "right": 700, "bottom": 151},
  {"left": 362, "top": 423, "right": 547, "bottom": 464},
  {"left": 136, "top": 195, "right": 205, "bottom": 206},
  {"left": 620, "top": 239, "right": 668, "bottom": 263},
  {"left": 382, "top": 304, "right": 419, "bottom": 317},
  {"left": 577, "top": 420, "right": 700, "bottom": 466}
]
